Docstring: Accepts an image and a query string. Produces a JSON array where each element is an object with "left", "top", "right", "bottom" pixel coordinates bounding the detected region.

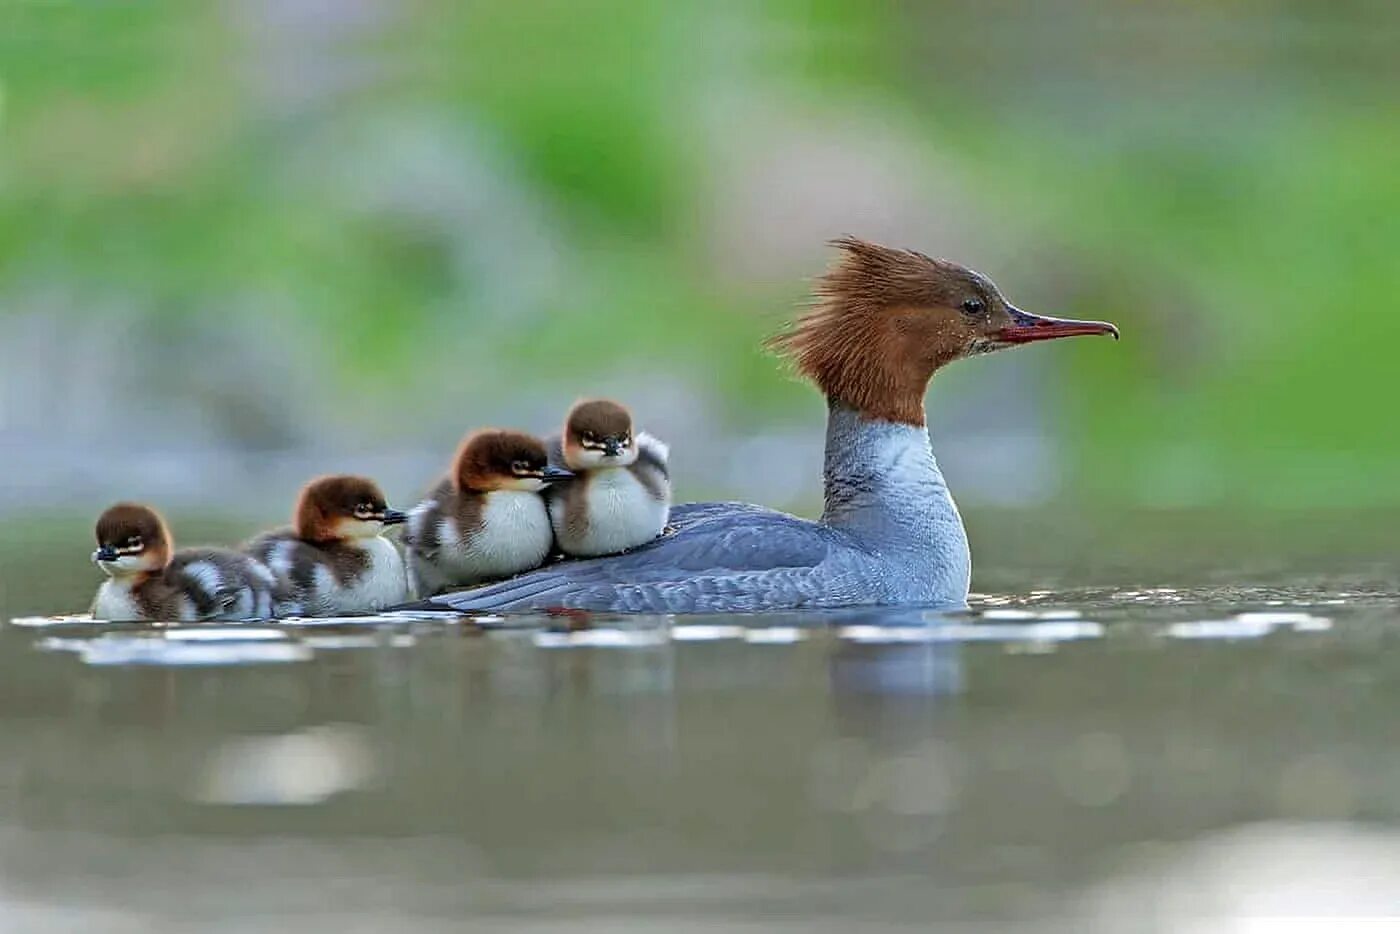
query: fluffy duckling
[
  {"left": 245, "top": 475, "right": 410, "bottom": 617},
  {"left": 91, "top": 502, "right": 277, "bottom": 622},
  {"left": 546, "top": 399, "right": 670, "bottom": 557},
  {"left": 403, "top": 429, "right": 573, "bottom": 595}
]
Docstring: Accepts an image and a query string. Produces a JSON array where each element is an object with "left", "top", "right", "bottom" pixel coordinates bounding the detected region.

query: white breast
[
  {"left": 550, "top": 468, "right": 668, "bottom": 557},
  {"left": 92, "top": 578, "right": 203, "bottom": 622},
  {"left": 436, "top": 491, "right": 553, "bottom": 584},
  {"left": 326, "top": 537, "right": 410, "bottom": 614},
  {"left": 92, "top": 580, "right": 144, "bottom": 622}
]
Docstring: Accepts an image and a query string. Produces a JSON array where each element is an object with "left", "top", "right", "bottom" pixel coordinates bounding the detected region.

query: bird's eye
[
  {"left": 961, "top": 298, "right": 986, "bottom": 316},
  {"left": 125, "top": 537, "right": 141, "bottom": 549},
  {"left": 581, "top": 432, "right": 596, "bottom": 443},
  {"left": 511, "top": 460, "right": 530, "bottom": 474}
]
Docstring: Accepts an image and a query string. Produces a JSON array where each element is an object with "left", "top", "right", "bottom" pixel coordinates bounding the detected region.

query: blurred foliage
[{"left": 2, "top": 0, "right": 1397, "bottom": 506}]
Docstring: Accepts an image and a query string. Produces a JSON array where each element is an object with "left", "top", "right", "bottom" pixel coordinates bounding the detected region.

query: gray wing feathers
[
  {"left": 630, "top": 432, "right": 671, "bottom": 503},
  {"left": 403, "top": 478, "right": 452, "bottom": 556},
  {"left": 634, "top": 432, "right": 669, "bottom": 478},
  {"left": 170, "top": 548, "right": 273, "bottom": 620},
  {"left": 431, "top": 504, "right": 851, "bottom": 613}
]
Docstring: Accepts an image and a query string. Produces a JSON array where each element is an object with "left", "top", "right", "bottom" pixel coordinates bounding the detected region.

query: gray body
[
  {"left": 246, "top": 530, "right": 409, "bottom": 617},
  {"left": 92, "top": 548, "right": 278, "bottom": 622},
  {"left": 430, "top": 403, "right": 971, "bottom": 614}
]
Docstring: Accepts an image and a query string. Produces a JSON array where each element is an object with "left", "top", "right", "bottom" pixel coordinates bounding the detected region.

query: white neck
[{"left": 820, "top": 401, "right": 970, "bottom": 596}]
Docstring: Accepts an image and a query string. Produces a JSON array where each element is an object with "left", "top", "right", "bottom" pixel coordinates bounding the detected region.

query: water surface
[{"left": 2, "top": 512, "right": 1399, "bottom": 930}]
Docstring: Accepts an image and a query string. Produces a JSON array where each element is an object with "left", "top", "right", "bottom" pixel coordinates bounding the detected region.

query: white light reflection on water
[
  {"left": 840, "top": 621, "right": 1104, "bottom": 644},
  {"left": 1083, "top": 822, "right": 1400, "bottom": 930},
  {"left": 9, "top": 588, "right": 1364, "bottom": 671},
  {"left": 16, "top": 616, "right": 1330, "bottom": 668},
  {"left": 8, "top": 614, "right": 93, "bottom": 627},
  {"left": 742, "top": 626, "right": 805, "bottom": 644},
  {"left": 192, "top": 724, "right": 378, "bottom": 807},
  {"left": 38, "top": 633, "right": 313, "bottom": 667},
  {"left": 533, "top": 628, "right": 669, "bottom": 649},
  {"left": 1167, "top": 612, "right": 1332, "bottom": 640},
  {"left": 299, "top": 633, "right": 417, "bottom": 650},
  {"left": 163, "top": 627, "right": 288, "bottom": 642},
  {"left": 275, "top": 610, "right": 487, "bottom": 627},
  {"left": 669, "top": 624, "right": 748, "bottom": 641}
]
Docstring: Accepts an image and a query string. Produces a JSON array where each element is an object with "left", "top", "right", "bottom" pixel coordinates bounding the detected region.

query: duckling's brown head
[
  {"left": 767, "top": 237, "right": 1119, "bottom": 426},
  {"left": 295, "top": 475, "right": 405, "bottom": 543},
  {"left": 563, "top": 399, "right": 637, "bottom": 469},
  {"left": 454, "top": 429, "right": 574, "bottom": 494},
  {"left": 94, "top": 502, "right": 172, "bottom": 576}
]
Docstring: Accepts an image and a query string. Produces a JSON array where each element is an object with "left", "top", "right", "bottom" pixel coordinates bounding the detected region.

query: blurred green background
[{"left": 2, "top": 0, "right": 1397, "bottom": 611}]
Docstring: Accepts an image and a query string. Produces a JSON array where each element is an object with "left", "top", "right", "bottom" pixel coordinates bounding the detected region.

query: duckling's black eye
[
  {"left": 125, "top": 536, "right": 141, "bottom": 549},
  {"left": 581, "top": 432, "right": 596, "bottom": 443},
  {"left": 511, "top": 460, "right": 530, "bottom": 474},
  {"left": 960, "top": 298, "right": 986, "bottom": 316}
]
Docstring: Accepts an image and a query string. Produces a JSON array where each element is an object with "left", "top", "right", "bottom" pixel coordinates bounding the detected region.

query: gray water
[{"left": 3, "top": 513, "right": 1399, "bottom": 931}]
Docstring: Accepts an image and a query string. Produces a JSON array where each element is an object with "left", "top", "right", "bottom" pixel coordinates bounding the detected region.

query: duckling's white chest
[
  {"left": 330, "top": 537, "right": 409, "bottom": 613},
  {"left": 440, "top": 491, "right": 552, "bottom": 581},
  {"left": 93, "top": 580, "right": 146, "bottom": 622},
  {"left": 550, "top": 467, "right": 668, "bottom": 557},
  {"left": 93, "top": 578, "right": 196, "bottom": 622}
]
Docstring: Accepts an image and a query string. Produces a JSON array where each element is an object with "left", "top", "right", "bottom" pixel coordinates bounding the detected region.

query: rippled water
[{"left": 2, "top": 563, "right": 1399, "bottom": 930}]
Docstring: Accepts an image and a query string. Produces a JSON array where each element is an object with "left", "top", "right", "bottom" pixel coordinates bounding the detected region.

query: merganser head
[
  {"left": 768, "top": 237, "right": 1120, "bottom": 425},
  {"left": 93, "top": 502, "right": 171, "bottom": 577},
  {"left": 562, "top": 399, "right": 638, "bottom": 469},
  {"left": 454, "top": 429, "right": 574, "bottom": 493},
  {"left": 295, "top": 475, "right": 407, "bottom": 543}
]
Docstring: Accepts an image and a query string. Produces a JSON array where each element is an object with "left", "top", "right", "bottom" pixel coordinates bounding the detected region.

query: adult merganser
[
  {"left": 429, "top": 237, "right": 1119, "bottom": 614},
  {"left": 403, "top": 429, "right": 574, "bottom": 595},
  {"left": 91, "top": 502, "right": 277, "bottom": 621},
  {"left": 245, "top": 475, "right": 410, "bottom": 616},
  {"left": 546, "top": 399, "right": 671, "bottom": 557}
]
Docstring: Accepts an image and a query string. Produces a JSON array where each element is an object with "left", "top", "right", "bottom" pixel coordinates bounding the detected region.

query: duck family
[
  {"left": 87, "top": 237, "right": 1117, "bottom": 621},
  {"left": 90, "top": 400, "right": 670, "bottom": 621}
]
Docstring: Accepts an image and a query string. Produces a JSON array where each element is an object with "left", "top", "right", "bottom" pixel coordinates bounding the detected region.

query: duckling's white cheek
[
  {"left": 336, "top": 518, "right": 385, "bottom": 539},
  {"left": 572, "top": 450, "right": 608, "bottom": 470},
  {"left": 101, "top": 555, "right": 148, "bottom": 576}
]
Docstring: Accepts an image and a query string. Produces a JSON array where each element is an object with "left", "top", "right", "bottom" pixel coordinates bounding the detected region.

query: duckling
[
  {"left": 91, "top": 502, "right": 277, "bottom": 622},
  {"left": 403, "top": 429, "right": 573, "bottom": 595},
  {"left": 245, "top": 475, "right": 410, "bottom": 617},
  {"left": 546, "top": 399, "right": 671, "bottom": 557}
]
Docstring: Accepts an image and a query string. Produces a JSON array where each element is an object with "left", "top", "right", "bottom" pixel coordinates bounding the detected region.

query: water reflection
[
  {"left": 1084, "top": 822, "right": 1400, "bottom": 927},
  {"left": 829, "top": 638, "right": 963, "bottom": 697},
  {"left": 191, "top": 724, "right": 377, "bottom": 806},
  {"left": 0, "top": 585, "right": 1398, "bottom": 929}
]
